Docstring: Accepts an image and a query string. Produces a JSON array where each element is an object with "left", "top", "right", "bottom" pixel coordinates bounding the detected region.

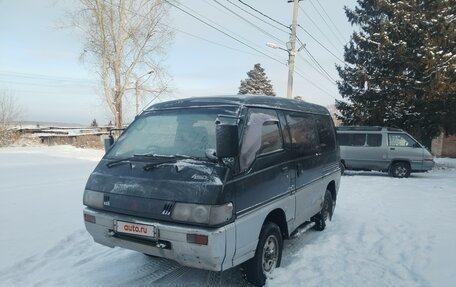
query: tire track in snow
[{"left": 0, "top": 230, "right": 249, "bottom": 287}]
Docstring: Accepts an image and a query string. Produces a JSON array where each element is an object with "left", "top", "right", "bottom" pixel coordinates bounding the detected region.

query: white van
[{"left": 337, "top": 126, "right": 434, "bottom": 177}]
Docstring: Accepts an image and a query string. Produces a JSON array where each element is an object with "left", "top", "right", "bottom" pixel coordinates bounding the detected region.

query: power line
[
  {"left": 211, "top": 0, "right": 286, "bottom": 45},
  {"left": 298, "top": 5, "right": 341, "bottom": 54},
  {"left": 172, "top": 0, "right": 266, "bottom": 50},
  {"left": 307, "top": 0, "right": 345, "bottom": 46},
  {"left": 0, "top": 79, "right": 96, "bottom": 89},
  {"left": 294, "top": 69, "right": 339, "bottom": 100},
  {"left": 168, "top": 0, "right": 338, "bottom": 100},
  {"left": 0, "top": 71, "right": 96, "bottom": 84},
  {"left": 225, "top": 0, "right": 290, "bottom": 34},
  {"left": 99, "top": 0, "right": 272, "bottom": 60},
  {"left": 297, "top": 25, "right": 346, "bottom": 64},
  {"left": 237, "top": 0, "right": 290, "bottom": 30},
  {"left": 173, "top": 0, "right": 282, "bottom": 56},
  {"left": 303, "top": 47, "right": 336, "bottom": 83},
  {"left": 164, "top": 0, "right": 285, "bottom": 65},
  {"left": 313, "top": 0, "right": 346, "bottom": 44},
  {"left": 297, "top": 54, "right": 335, "bottom": 85},
  {"left": 101, "top": 0, "right": 337, "bottom": 101},
  {"left": 164, "top": 24, "right": 273, "bottom": 59}
]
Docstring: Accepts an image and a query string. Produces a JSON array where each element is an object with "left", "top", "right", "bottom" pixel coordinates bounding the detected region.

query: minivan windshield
[{"left": 106, "top": 107, "right": 238, "bottom": 160}]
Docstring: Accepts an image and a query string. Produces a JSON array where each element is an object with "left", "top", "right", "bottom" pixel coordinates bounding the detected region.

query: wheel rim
[
  {"left": 394, "top": 165, "right": 407, "bottom": 177},
  {"left": 262, "top": 235, "right": 279, "bottom": 273}
]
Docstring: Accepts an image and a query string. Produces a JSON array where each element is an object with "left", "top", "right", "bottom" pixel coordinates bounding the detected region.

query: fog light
[
  {"left": 84, "top": 213, "right": 96, "bottom": 223},
  {"left": 186, "top": 234, "right": 208, "bottom": 245}
]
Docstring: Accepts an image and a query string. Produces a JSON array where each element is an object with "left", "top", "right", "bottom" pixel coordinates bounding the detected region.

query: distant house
[{"left": 432, "top": 132, "right": 456, "bottom": 158}]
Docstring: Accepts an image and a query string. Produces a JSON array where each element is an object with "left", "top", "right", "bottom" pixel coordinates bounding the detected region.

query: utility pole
[{"left": 287, "top": 0, "right": 300, "bottom": 99}]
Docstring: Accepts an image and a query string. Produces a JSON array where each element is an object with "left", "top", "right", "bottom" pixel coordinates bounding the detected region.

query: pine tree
[
  {"left": 238, "top": 63, "right": 276, "bottom": 96},
  {"left": 336, "top": 0, "right": 455, "bottom": 147}
]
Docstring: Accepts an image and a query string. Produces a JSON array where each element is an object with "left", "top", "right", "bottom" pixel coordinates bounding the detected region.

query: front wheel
[
  {"left": 390, "top": 162, "right": 411, "bottom": 178},
  {"left": 243, "top": 222, "right": 283, "bottom": 287},
  {"left": 312, "top": 190, "right": 333, "bottom": 231}
]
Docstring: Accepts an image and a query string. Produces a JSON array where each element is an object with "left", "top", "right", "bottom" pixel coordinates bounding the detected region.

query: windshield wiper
[
  {"left": 107, "top": 154, "right": 206, "bottom": 170},
  {"left": 142, "top": 154, "right": 206, "bottom": 171},
  {"left": 106, "top": 157, "right": 135, "bottom": 168},
  {"left": 106, "top": 154, "right": 176, "bottom": 168}
]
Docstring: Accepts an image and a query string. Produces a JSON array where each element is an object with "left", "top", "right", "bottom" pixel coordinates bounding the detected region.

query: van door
[
  {"left": 387, "top": 133, "right": 424, "bottom": 170},
  {"left": 235, "top": 108, "right": 295, "bottom": 216},
  {"left": 284, "top": 112, "right": 322, "bottom": 225},
  {"left": 233, "top": 108, "right": 295, "bottom": 263}
]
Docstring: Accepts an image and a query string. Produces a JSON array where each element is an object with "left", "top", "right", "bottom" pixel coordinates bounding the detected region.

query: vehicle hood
[{"left": 85, "top": 159, "right": 230, "bottom": 220}]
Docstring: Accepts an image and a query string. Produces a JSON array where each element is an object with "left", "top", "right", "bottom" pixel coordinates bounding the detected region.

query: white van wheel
[
  {"left": 313, "top": 190, "right": 333, "bottom": 231},
  {"left": 390, "top": 162, "right": 411, "bottom": 178},
  {"left": 243, "top": 222, "right": 283, "bottom": 286}
]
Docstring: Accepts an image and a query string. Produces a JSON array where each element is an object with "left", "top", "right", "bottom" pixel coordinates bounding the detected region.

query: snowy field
[{"left": 0, "top": 146, "right": 455, "bottom": 286}]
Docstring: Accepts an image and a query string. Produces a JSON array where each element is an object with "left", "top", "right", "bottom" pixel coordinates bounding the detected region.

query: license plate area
[{"left": 114, "top": 220, "right": 157, "bottom": 239}]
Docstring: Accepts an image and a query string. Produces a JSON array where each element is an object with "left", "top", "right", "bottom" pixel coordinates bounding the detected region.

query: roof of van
[
  {"left": 336, "top": 126, "right": 404, "bottom": 132},
  {"left": 146, "top": 95, "right": 329, "bottom": 115}
]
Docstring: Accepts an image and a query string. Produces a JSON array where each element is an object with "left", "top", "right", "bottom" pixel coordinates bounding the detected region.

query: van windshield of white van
[{"left": 106, "top": 108, "right": 237, "bottom": 160}]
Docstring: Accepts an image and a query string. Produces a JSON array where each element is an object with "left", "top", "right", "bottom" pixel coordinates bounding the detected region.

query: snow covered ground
[{"left": 0, "top": 146, "right": 455, "bottom": 286}]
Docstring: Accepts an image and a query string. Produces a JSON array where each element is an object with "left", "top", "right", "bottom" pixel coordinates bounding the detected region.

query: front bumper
[
  {"left": 422, "top": 160, "right": 435, "bottom": 171},
  {"left": 83, "top": 207, "right": 236, "bottom": 271}
]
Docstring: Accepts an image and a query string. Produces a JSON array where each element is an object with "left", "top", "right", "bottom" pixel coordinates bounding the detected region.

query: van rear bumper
[{"left": 83, "top": 207, "right": 235, "bottom": 271}]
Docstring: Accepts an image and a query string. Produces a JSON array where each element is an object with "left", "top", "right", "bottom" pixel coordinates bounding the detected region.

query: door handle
[
  {"left": 390, "top": 147, "right": 395, "bottom": 151},
  {"left": 281, "top": 166, "right": 289, "bottom": 173}
]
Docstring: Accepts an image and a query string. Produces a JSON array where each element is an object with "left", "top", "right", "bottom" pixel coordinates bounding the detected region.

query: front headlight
[
  {"left": 83, "top": 190, "right": 104, "bottom": 209},
  {"left": 171, "top": 202, "right": 233, "bottom": 225}
]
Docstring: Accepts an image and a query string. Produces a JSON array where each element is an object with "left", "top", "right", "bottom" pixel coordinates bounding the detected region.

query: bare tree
[
  {"left": 0, "top": 91, "right": 22, "bottom": 146},
  {"left": 71, "top": 0, "right": 173, "bottom": 128}
]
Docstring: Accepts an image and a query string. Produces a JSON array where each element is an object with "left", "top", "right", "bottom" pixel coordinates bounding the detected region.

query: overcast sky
[{"left": 0, "top": 0, "right": 357, "bottom": 125}]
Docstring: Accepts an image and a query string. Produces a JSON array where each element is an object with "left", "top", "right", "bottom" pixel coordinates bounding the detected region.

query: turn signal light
[{"left": 186, "top": 234, "right": 208, "bottom": 245}]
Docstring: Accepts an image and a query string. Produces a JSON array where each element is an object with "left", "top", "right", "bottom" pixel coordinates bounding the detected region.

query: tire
[
  {"left": 312, "top": 190, "right": 333, "bottom": 231},
  {"left": 243, "top": 222, "right": 283, "bottom": 287},
  {"left": 340, "top": 161, "right": 346, "bottom": 175},
  {"left": 390, "top": 162, "right": 411, "bottom": 178}
]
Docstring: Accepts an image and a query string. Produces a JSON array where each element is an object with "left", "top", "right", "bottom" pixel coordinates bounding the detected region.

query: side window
[
  {"left": 336, "top": 133, "right": 365, "bottom": 146},
  {"left": 285, "top": 112, "right": 319, "bottom": 156},
  {"left": 352, "top": 134, "right": 366, "bottom": 146},
  {"left": 315, "top": 115, "right": 336, "bottom": 152},
  {"left": 259, "top": 121, "right": 282, "bottom": 154},
  {"left": 388, "top": 133, "right": 416, "bottom": 147},
  {"left": 240, "top": 108, "right": 282, "bottom": 171},
  {"left": 367, "top": 134, "right": 382, "bottom": 147},
  {"left": 337, "top": 133, "right": 350, "bottom": 146}
]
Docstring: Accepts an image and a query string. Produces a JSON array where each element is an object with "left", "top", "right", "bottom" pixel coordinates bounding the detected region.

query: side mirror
[
  {"left": 104, "top": 135, "right": 114, "bottom": 153},
  {"left": 216, "top": 124, "right": 239, "bottom": 158}
]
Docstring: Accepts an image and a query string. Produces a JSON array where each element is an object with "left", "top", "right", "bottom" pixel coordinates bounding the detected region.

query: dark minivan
[{"left": 83, "top": 95, "right": 341, "bottom": 286}]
